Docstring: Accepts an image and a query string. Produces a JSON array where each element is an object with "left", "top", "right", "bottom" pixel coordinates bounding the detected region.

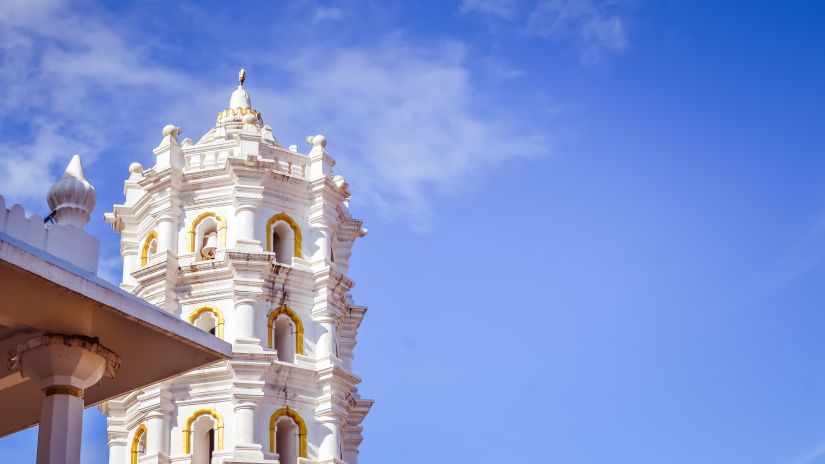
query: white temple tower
[{"left": 101, "top": 70, "right": 372, "bottom": 464}]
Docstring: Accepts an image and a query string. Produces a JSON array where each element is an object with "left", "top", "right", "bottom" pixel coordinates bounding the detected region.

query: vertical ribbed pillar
[{"left": 37, "top": 391, "right": 85, "bottom": 464}]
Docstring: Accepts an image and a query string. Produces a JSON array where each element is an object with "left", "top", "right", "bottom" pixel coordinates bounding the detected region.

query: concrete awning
[{"left": 0, "top": 233, "right": 232, "bottom": 437}]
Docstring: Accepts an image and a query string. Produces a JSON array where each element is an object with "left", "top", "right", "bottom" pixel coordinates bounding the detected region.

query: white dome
[{"left": 47, "top": 154, "right": 96, "bottom": 228}]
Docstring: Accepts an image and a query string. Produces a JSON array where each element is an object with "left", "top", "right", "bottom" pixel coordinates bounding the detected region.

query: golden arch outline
[
  {"left": 130, "top": 423, "right": 147, "bottom": 464},
  {"left": 269, "top": 408, "right": 307, "bottom": 457},
  {"left": 188, "top": 212, "right": 227, "bottom": 253},
  {"left": 140, "top": 230, "right": 158, "bottom": 267},
  {"left": 267, "top": 306, "right": 304, "bottom": 355},
  {"left": 182, "top": 408, "right": 223, "bottom": 454},
  {"left": 265, "top": 213, "right": 302, "bottom": 258},
  {"left": 188, "top": 306, "right": 225, "bottom": 339}
]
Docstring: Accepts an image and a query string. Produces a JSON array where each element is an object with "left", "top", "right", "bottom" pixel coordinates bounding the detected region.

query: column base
[
  {"left": 234, "top": 338, "right": 263, "bottom": 352},
  {"left": 138, "top": 452, "right": 171, "bottom": 464},
  {"left": 234, "top": 239, "right": 262, "bottom": 251},
  {"left": 227, "top": 443, "right": 271, "bottom": 463},
  {"left": 223, "top": 460, "right": 276, "bottom": 464}
]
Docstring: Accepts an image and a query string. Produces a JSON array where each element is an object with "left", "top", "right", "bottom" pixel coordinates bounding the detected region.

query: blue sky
[{"left": 1, "top": 0, "right": 825, "bottom": 463}]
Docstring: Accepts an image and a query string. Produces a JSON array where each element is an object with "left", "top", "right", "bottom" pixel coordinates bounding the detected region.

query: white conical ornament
[{"left": 47, "top": 154, "right": 96, "bottom": 228}]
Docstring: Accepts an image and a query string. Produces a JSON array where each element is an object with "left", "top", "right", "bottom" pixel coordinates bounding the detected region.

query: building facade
[{"left": 102, "top": 71, "right": 372, "bottom": 464}]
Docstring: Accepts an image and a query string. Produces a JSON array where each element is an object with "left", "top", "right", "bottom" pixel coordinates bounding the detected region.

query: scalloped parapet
[{"left": 0, "top": 195, "right": 99, "bottom": 273}]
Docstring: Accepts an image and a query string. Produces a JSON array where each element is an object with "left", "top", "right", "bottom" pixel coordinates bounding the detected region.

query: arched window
[
  {"left": 266, "top": 213, "right": 302, "bottom": 264},
  {"left": 267, "top": 306, "right": 304, "bottom": 362},
  {"left": 188, "top": 307, "right": 224, "bottom": 338},
  {"left": 130, "top": 423, "right": 147, "bottom": 464},
  {"left": 140, "top": 231, "right": 158, "bottom": 267},
  {"left": 183, "top": 409, "right": 223, "bottom": 463},
  {"left": 189, "top": 212, "right": 227, "bottom": 259},
  {"left": 269, "top": 408, "right": 307, "bottom": 463}
]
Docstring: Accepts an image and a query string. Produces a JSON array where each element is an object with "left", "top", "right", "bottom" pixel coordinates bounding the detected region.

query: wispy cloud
[
  {"left": 0, "top": 0, "right": 190, "bottom": 204},
  {"left": 460, "top": 0, "right": 522, "bottom": 19},
  {"left": 313, "top": 6, "right": 344, "bottom": 23},
  {"left": 525, "top": 0, "right": 629, "bottom": 65},
  {"left": 0, "top": 0, "right": 547, "bottom": 231},
  {"left": 257, "top": 39, "right": 545, "bottom": 226},
  {"left": 459, "top": 0, "right": 631, "bottom": 65},
  {"left": 786, "top": 439, "right": 825, "bottom": 464}
]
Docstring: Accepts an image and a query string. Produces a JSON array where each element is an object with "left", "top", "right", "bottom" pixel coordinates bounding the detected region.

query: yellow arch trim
[
  {"left": 130, "top": 423, "right": 147, "bottom": 464},
  {"left": 267, "top": 306, "right": 304, "bottom": 355},
  {"left": 188, "top": 306, "right": 225, "bottom": 339},
  {"left": 188, "top": 212, "right": 227, "bottom": 253},
  {"left": 269, "top": 408, "right": 307, "bottom": 457},
  {"left": 182, "top": 408, "right": 223, "bottom": 454},
  {"left": 140, "top": 231, "right": 158, "bottom": 267},
  {"left": 265, "top": 213, "right": 302, "bottom": 258}
]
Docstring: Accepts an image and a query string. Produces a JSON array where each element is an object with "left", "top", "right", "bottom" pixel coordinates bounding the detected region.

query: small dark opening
[{"left": 208, "top": 428, "right": 215, "bottom": 460}]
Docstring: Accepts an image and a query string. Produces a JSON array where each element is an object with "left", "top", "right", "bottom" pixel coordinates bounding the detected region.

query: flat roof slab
[{"left": 0, "top": 233, "right": 232, "bottom": 437}]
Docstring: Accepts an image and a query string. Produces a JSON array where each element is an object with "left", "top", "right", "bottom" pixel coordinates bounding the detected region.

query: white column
[
  {"left": 313, "top": 224, "right": 330, "bottom": 262},
  {"left": 235, "top": 205, "right": 258, "bottom": 248},
  {"left": 316, "top": 317, "right": 337, "bottom": 361},
  {"left": 235, "top": 299, "right": 261, "bottom": 349},
  {"left": 157, "top": 215, "right": 177, "bottom": 253},
  {"left": 233, "top": 401, "right": 264, "bottom": 461},
  {"left": 146, "top": 410, "right": 168, "bottom": 458},
  {"left": 11, "top": 335, "right": 119, "bottom": 464},
  {"left": 107, "top": 432, "right": 128, "bottom": 464},
  {"left": 234, "top": 403, "right": 255, "bottom": 445},
  {"left": 318, "top": 417, "right": 340, "bottom": 462},
  {"left": 37, "top": 390, "right": 85, "bottom": 464},
  {"left": 121, "top": 247, "right": 138, "bottom": 286}
]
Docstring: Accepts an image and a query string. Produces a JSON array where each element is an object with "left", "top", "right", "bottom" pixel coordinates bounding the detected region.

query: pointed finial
[{"left": 239, "top": 68, "right": 246, "bottom": 86}]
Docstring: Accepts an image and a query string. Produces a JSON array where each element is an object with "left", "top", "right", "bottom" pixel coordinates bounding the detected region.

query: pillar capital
[{"left": 8, "top": 334, "right": 120, "bottom": 390}]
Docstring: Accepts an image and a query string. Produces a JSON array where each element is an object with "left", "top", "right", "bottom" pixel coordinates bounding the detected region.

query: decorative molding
[
  {"left": 269, "top": 408, "right": 307, "bottom": 457},
  {"left": 265, "top": 213, "right": 302, "bottom": 258},
  {"left": 182, "top": 408, "right": 223, "bottom": 454},
  {"left": 188, "top": 306, "right": 225, "bottom": 339},
  {"left": 267, "top": 306, "right": 304, "bottom": 355}
]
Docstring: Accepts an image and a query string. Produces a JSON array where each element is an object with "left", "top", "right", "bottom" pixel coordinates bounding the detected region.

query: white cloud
[
  {"left": 0, "top": 122, "right": 104, "bottom": 200},
  {"left": 256, "top": 40, "right": 545, "bottom": 225},
  {"left": 0, "top": 0, "right": 547, "bottom": 231},
  {"left": 0, "top": 0, "right": 192, "bottom": 205},
  {"left": 526, "top": 0, "right": 629, "bottom": 65},
  {"left": 313, "top": 6, "right": 344, "bottom": 23},
  {"left": 460, "top": 0, "right": 521, "bottom": 19}
]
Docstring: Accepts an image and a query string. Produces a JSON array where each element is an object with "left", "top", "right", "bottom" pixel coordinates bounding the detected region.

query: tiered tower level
[{"left": 102, "top": 71, "right": 372, "bottom": 464}]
